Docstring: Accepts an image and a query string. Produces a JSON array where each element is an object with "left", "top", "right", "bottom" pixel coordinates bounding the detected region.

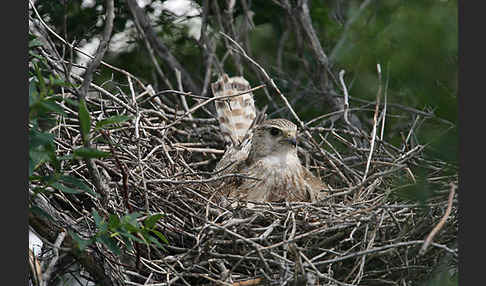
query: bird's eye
[{"left": 269, "top": 127, "right": 281, "bottom": 136}]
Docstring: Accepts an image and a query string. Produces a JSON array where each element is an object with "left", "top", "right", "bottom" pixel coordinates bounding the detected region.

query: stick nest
[{"left": 30, "top": 73, "right": 458, "bottom": 286}]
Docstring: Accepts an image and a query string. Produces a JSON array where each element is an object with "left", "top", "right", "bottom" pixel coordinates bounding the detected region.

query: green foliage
[
  {"left": 391, "top": 168, "right": 433, "bottom": 206},
  {"left": 335, "top": 0, "right": 457, "bottom": 121},
  {"left": 420, "top": 258, "right": 458, "bottom": 286},
  {"left": 424, "top": 271, "right": 458, "bottom": 286},
  {"left": 78, "top": 99, "right": 91, "bottom": 143},
  {"left": 29, "top": 33, "right": 168, "bottom": 259},
  {"left": 71, "top": 210, "right": 168, "bottom": 254},
  {"left": 73, "top": 147, "right": 111, "bottom": 159},
  {"left": 29, "top": 34, "right": 99, "bottom": 199},
  {"left": 329, "top": 0, "right": 458, "bottom": 188},
  {"left": 309, "top": 0, "right": 345, "bottom": 52},
  {"left": 95, "top": 115, "right": 133, "bottom": 131},
  {"left": 70, "top": 231, "right": 93, "bottom": 252}
]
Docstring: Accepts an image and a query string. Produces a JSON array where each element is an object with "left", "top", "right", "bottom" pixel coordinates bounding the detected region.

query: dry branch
[
  {"left": 29, "top": 2, "right": 458, "bottom": 285},
  {"left": 126, "top": 0, "right": 199, "bottom": 94}
]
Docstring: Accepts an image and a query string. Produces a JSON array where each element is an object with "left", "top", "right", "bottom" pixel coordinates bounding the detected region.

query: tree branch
[
  {"left": 76, "top": 0, "right": 115, "bottom": 205},
  {"left": 78, "top": 0, "right": 115, "bottom": 99},
  {"left": 126, "top": 0, "right": 199, "bottom": 94},
  {"left": 28, "top": 195, "right": 114, "bottom": 286}
]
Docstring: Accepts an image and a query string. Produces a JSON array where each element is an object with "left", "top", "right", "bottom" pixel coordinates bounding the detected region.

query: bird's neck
[{"left": 248, "top": 149, "right": 300, "bottom": 170}]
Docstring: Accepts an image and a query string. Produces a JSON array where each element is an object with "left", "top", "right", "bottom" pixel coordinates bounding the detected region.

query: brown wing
[
  {"left": 215, "top": 161, "right": 327, "bottom": 204},
  {"left": 213, "top": 154, "right": 249, "bottom": 202},
  {"left": 301, "top": 165, "right": 328, "bottom": 202},
  {"left": 222, "top": 161, "right": 323, "bottom": 203}
]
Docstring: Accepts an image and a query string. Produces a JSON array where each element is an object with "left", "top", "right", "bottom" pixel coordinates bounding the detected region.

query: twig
[
  {"left": 130, "top": 8, "right": 174, "bottom": 90},
  {"left": 75, "top": 0, "right": 114, "bottom": 205},
  {"left": 147, "top": 173, "right": 260, "bottom": 185},
  {"left": 29, "top": 249, "right": 42, "bottom": 286},
  {"left": 42, "top": 230, "right": 67, "bottom": 284},
  {"left": 419, "top": 182, "right": 457, "bottom": 255},
  {"left": 339, "top": 70, "right": 351, "bottom": 126},
  {"left": 29, "top": 0, "right": 147, "bottom": 90},
  {"left": 314, "top": 240, "right": 454, "bottom": 267},
  {"left": 126, "top": 0, "right": 199, "bottom": 93},
  {"left": 163, "top": 84, "right": 264, "bottom": 129},
  {"left": 362, "top": 64, "right": 382, "bottom": 182},
  {"left": 219, "top": 31, "right": 325, "bottom": 157},
  {"left": 402, "top": 115, "right": 420, "bottom": 151},
  {"left": 380, "top": 64, "right": 389, "bottom": 140},
  {"left": 175, "top": 69, "right": 190, "bottom": 115}
]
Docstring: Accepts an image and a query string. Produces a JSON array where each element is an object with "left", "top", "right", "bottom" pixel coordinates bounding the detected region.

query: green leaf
[
  {"left": 122, "top": 222, "right": 141, "bottom": 233},
  {"left": 63, "top": 98, "right": 79, "bottom": 108},
  {"left": 73, "top": 147, "right": 110, "bottom": 159},
  {"left": 29, "top": 80, "right": 38, "bottom": 107},
  {"left": 59, "top": 176, "right": 89, "bottom": 190},
  {"left": 125, "top": 212, "right": 142, "bottom": 222},
  {"left": 29, "top": 158, "right": 34, "bottom": 177},
  {"left": 70, "top": 231, "right": 93, "bottom": 251},
  {"left": 29, "top": 149, "right": 52, "bottom": 171},
  {"left": 39, "top": 100, "right": 66, "bottom": 116},
  {"left": 34, "top": 65, "right": 46, "bottom": 97},
  {"left": 150, "top": 229, "right": 169, "bottom": 244},
  {"left": 30, "top": 205, "right": 54, "bottom": 222},
  {"left": 58, "top": 175, "right": 99, "bottom": 197},
  {"left": 143, "top": 214, "right": 164, "bottom": 229},
  {"left": 58, "top": 154, "right": 75, "bottom": 161},
  {"left": 121, "top": 212, "right": 141, "bottom": 226},
  {"left": 29, "top": 50, "right": 44, "bottom": 61},
  {"left": 96, "top": 234, "right": 121, "bottom": 255},
  {"left": 121, "top": 236, "right": 134, "bottom": 251},
  {"left": 119, "top": 231, "right": 145, "bottom": 244},
  {"left": 92, "top": 209, "right": 103, "bottom": 228},
  {"left": 29, "top": 129, "right": 54, "bottom": 148},
  {"left": 49, "top": 78, "right": 73, "bottom": 88},
  {"left": 121, "top": 213, "right": 141, "bottom": 230},
  {"left": 29, "top": 175, "right": 54, "bottom": 184},
  {"left": 29, "top": 38, "right": 43, "bottom": 48},
  {"left": 50, "top": 182, "right": 82, "bottom": 194},
  {"left": 99, "top": 222, "right": 108, "bottom": 233},
  {"left": 108, "top": 214, "right": 121, "bottom": 229},
  {"left": 95, "top": 115, "right": 133, "bottom": 131},
  {"left": 78, "top": 99, "right": 91, "bottom": 143},
  {"left": 147, "top": 235, "right": 166, "bottom": 250}
]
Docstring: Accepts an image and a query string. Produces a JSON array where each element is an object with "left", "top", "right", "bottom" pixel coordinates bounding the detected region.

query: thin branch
[
  {"left": 163, "top": 83, "right": 265, "bottom": 129},
  {"left": 419, "top": 182, "right": 457, "bottom": 255},
  {"left": 28, "top": 212, "right": 114, "bottom": 286},
  {"left": 76, "top": 0, "right": 115, "bottom": 205},
  {"left": 219, "top": 32, "right": 310, "bottom": 137},
  {"left": 42, "top": 231, "right": 67, "bottom": 284},
  {"left": 314, "top": 240, "right": 455, "bottom": 267},
  {"left": 126, "top": 0, "right": 199, "bottom": 93},
  {"left": 29, "top": 0, "right": 147, "bottom": 90},
  {"left": 363, "top": 64, "right": 382, "bottom": 182}
]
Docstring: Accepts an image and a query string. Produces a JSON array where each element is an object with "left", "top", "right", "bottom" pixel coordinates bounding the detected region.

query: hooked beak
[{"left": 282, "top": 137, "right": 297, "bottom": 147}]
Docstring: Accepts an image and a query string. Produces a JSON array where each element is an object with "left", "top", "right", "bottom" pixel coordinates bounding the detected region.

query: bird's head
[{"left": 247, "top": 119, "right": 299, "bottom": 163}]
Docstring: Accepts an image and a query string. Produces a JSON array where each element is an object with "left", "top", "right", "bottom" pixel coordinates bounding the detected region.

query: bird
[{"left": 211, "top": 74, "right": 327, "bottom": 203}]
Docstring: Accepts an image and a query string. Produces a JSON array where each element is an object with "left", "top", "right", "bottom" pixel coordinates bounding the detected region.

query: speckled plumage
[
  {"left": 211, "top": 74, "right": 256, "bottom": 146},
  {"left": 212, "top": 75, "right": 327, "bottom": 203}
]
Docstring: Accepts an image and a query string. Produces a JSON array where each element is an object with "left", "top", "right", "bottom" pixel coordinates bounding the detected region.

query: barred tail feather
[{"left": 212, "top": 74, "right": 256, "bottom": 145}]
